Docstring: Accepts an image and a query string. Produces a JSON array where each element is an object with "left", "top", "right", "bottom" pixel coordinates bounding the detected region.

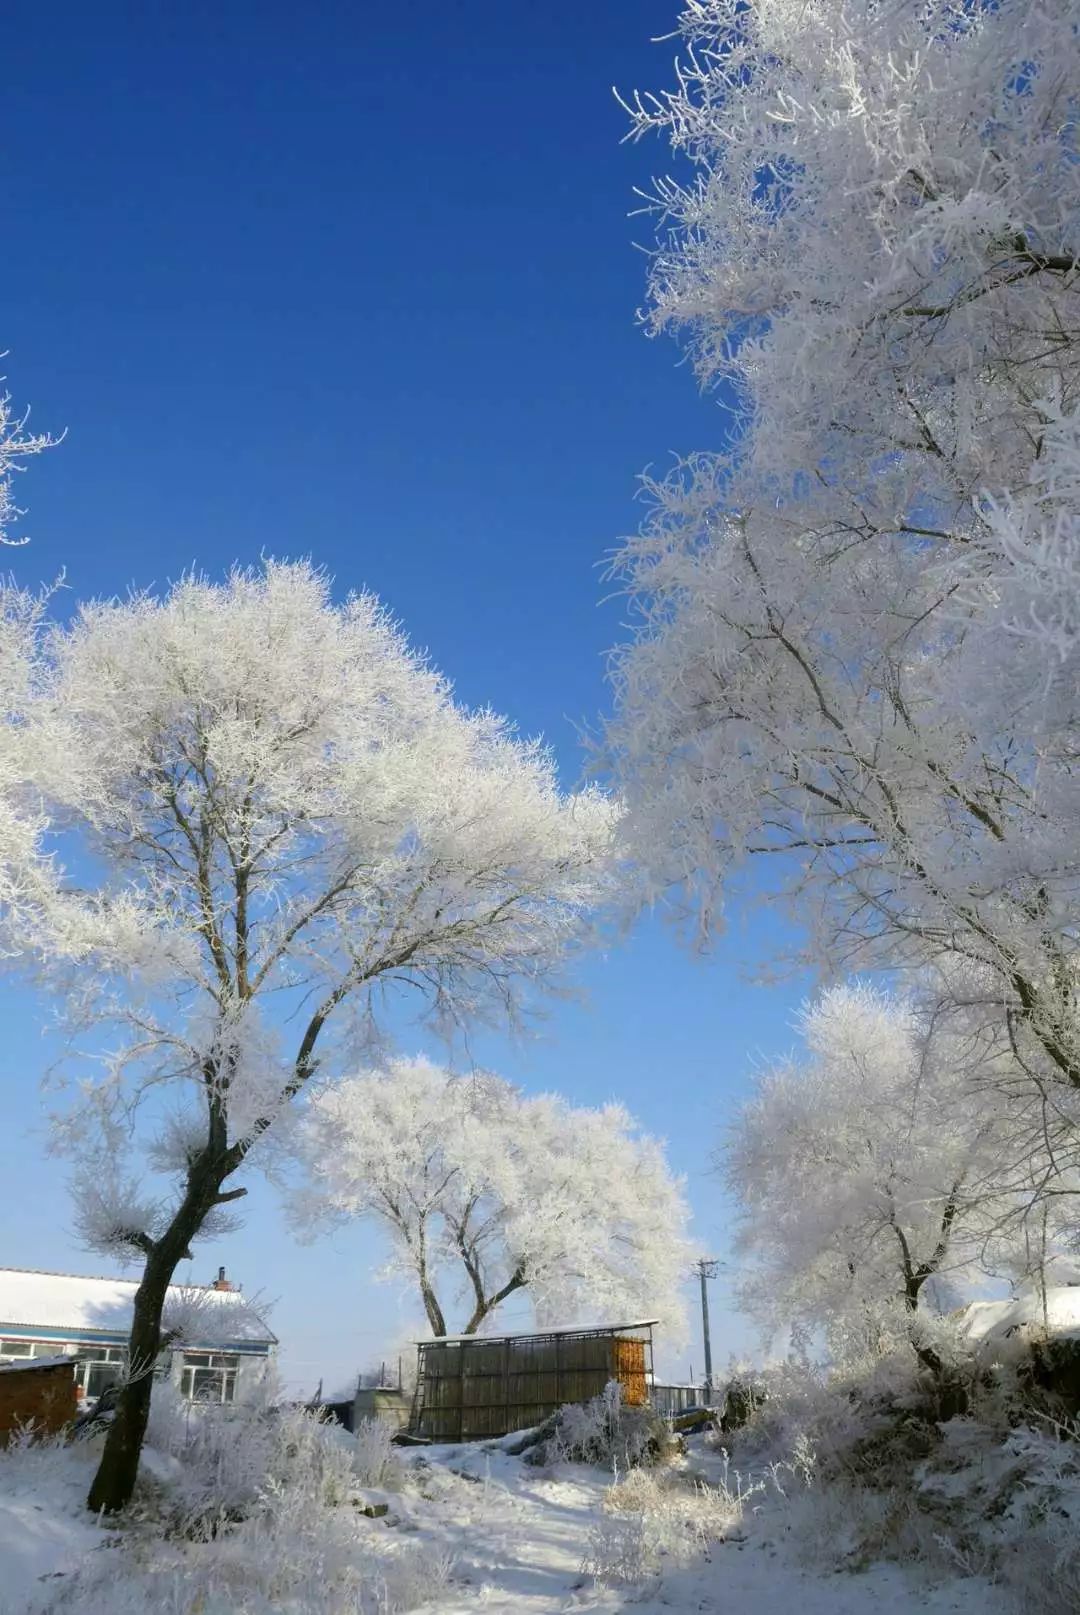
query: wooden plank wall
[{"left": 417, "top": 1333, "right": 647, "bottom": 1440}]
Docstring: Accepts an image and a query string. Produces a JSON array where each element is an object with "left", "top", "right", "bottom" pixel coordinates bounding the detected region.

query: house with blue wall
[{"left": 0, "top": 1266, "right": 276, "bottom": 1402}]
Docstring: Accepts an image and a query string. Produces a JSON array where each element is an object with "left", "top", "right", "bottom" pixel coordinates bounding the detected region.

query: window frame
[{"left": 180, "top": 1350, "right": 240, "bottom": 1404}]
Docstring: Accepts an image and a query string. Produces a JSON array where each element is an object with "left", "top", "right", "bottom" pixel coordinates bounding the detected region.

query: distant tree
[
  {"left": 607, "top": 1, "right": 1080, "bottom": 1110},
  {"left": 294, "top": 1054, "right": 692, "bottom": 1339},
  {"left": 21, "top": 560, "right": 615, "bottom": 1513},
  {"left": 724, "top": 983, "right": 1033, "bottom": 1370}
]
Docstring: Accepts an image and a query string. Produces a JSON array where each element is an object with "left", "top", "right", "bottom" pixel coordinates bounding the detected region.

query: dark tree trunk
[
  {"left": 86, "top": 1255, "right": 174, "bottom": 1513},
  {"left": 462, "top": 1267, "right": 526, "bottom": 1336},
  {"left": 902, "top": 1278, "right": 945, "bottom": 1377},
  {"left": 87, "top": 1162, "right": 223, "bottom": 1514}
]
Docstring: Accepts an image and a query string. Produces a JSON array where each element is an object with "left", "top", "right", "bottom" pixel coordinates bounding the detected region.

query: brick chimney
[{"left": 212, "top": 1265, "right": 233, "bottom": 1292}]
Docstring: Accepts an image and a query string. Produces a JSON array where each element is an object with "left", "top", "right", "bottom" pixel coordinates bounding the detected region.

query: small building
[
  {"left": 0, "top": 1266, "right": 276, "bottom": 1404},
  {"left": 353, "top": 1385, "right": 411, "bottom": 1433},
  {"left": 0, "top": 1355, "right": 78, "bottom": 1445},
  {"left": 649, "top": 1380, "right": 704, "bottom": 1420},
  {"left": 412, "top": 1319, "right": 657, "bottom": 1442}
]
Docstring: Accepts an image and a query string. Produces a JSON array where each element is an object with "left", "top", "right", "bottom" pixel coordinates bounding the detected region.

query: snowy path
[{"left": 399, "top": 1443, "right": 1010, "bottom": 1615}]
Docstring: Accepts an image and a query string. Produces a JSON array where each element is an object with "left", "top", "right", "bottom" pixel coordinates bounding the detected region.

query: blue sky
[{"left": 1, "top": 0, "right": 810, "bottom": 1390}]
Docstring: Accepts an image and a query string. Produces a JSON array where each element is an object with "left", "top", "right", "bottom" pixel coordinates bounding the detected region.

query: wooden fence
[{"left": 413, "top": 1321, "right": 656, "bottom": 1441}]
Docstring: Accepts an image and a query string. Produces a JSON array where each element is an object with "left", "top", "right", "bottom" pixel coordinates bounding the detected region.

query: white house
[{"left": 0, "top": 1266, "right": 276, "bottom": 1403}]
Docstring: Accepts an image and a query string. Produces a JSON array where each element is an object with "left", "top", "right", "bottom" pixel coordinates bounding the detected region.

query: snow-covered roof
[
  {"left": 0, "top": 1268, "right": 276, "bottom": 1347},
  {"left": 0, "top": 1355, "right": 73, "bottom": 1375},
  {"left": 420, "top": 1319, "right": 660, "bottom": 1345},
  {"left": 961, "top": 1286, "right": 1080, "bottom": 1345}
]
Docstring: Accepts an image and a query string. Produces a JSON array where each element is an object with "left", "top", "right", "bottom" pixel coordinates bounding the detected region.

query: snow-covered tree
[
  {"left": 294, "top": 1055, "right": 692, "bottom": 1339},
  {"left": 0, "top": 583, "right": 60, "bottom": 947},
  {"left": 22, "top": 560, "right": 615, "bottom": 1512},
  {"left": 725, "top": 983, "right": 1037, "bottom": 1368},
  {"left": 0, "top": 365, "right": 61, "bottom": 948},
  {"left": 607, "top": 2, "right": 1080, "bottom": 1104}
]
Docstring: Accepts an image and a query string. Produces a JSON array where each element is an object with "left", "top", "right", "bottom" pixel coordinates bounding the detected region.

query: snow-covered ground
[
  {"left": 0, "top": 1430, "right": 1011, "bottom": 1614},
  {"left": 393, "top": 1439, "right": 1007, "bottom": 1615}
]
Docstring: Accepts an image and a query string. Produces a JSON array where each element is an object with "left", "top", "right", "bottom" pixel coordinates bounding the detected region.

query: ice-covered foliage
[
  {"left": 142, "top": 1374, "right": 401, "bottom": 1536},
  {"left": 7, "top": 1411, "right": 444, "bottom": 1615},
  {"left": 583, "top": 1464, "right": 747, "bottom": 1591},
  {"left": 0, "top": 368, "right": 53, "bottom": 546},
  {"left": 713, "top": 1339, "right": 1080, "bottom": 1608},
  {"left": 294, "top": 1054, "right": 692, "bottom": 1338},
  {"left": 606, "top": 0, "right": 1080, "bottom": 1116},
  {"left": 541, "top": 1380, "right": 677, "bottom": 1471},
  {"left": 724, "top": 982, "right": 1047, "bottom": 1361},
  {"left": 0, "top": 583, "right": 60, "bottom": 953}
]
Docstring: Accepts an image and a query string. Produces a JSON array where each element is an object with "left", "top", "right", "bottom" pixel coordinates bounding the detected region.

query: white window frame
[
  {"left": 180, "top": 1351, "right": 240, "bottom": 1403},
  {"left": 72, "top": 1344, "right": 127, "bottom": 1400}
]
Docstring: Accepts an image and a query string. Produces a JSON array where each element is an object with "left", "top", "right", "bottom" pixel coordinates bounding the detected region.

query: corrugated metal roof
[{"left": 0, "top": 1267, "right": 277, "bottom": 1346}]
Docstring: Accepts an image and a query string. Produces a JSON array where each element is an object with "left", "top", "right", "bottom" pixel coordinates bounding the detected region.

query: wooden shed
[
  {"left": 411, "top": 1320, "right": 657, "bottom": 1442},
  {"left": 0, "top": 1355, "right": 77, "bottom": 1446}
]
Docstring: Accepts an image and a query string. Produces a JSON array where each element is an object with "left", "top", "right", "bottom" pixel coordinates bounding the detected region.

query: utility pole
[{"left": 694, "top": 1259, "right": 719, "bottom": 1404}]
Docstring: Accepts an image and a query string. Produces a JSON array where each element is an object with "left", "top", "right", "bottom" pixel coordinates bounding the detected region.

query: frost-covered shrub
[
  {"left": 583, "top": 1465, "right": 749, "bottom": 1591},
  {"left": 351, "top": 1415, "right": 403, "bottom": 1490},
  {"left": 723, "top": 1347, "right": 1080, "bottom": 1598},
  {"left": 32, "top": 1496, "right": 451, "bottom": 1615},
  {"left": 21, "top": 1390, "right": 440, "bottom": 1615},
  {"left": 542, "top": 1381, "right": 676, "bottom": 1471},
  {"left": 143, "top": 1375, "right": 392, "bottom": 1536},
  {"left": 715, "top": 1337, "right": 976, "bottom": 1484}
]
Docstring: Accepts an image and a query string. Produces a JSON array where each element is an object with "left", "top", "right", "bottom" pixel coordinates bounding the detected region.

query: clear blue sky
[{"left": 1, "top": 0, "right": 810, "bottom": 1390}]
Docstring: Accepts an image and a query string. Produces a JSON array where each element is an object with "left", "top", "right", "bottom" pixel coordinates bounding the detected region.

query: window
[
  {"left": 73, "top": 1345, "right": 126, "bottom": 1401},
  {"left": 180, "top": 1352, "right": 239, "bottom": 1403},
  {"left": 0, "top": 1340, "right": 33, "bottom": 1358}
]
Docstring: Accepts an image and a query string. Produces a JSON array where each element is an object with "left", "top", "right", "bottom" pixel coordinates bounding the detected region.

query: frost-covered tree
[
  {"left": 0, "top": 583, "right": 59, "bottom": 946},
  {"left": 294, "top": 1055, "right": 692, "bottom": 1339},
  {"left": 24, "top": 561, "right": 615, "bottom": 1512},
  {"left": 607, "top": 2, "right": 1080, "bottom": 1103},
  {"left": 0, "top": 367, "right": 61, "bottom": 946},
  {"left": 725, "top": 983, "right": 1033, "bottom": 1369}
]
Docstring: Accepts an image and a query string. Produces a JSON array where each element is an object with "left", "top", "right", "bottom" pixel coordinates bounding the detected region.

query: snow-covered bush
[
  {"left": 31, "top": 1492, "right": 450, "bottom": 1615},
  {"left": 583, "top": 1464, "right": 750, "bottom": 1591},
  {"left": 143, "top": 1375, "right": 399, "bottom": 1537},
  {"left": 350, "top": 1415, "right": 403, "bottom": 1491},
  {"left": 543, "top": 1381, "right": 677, "bottom": 1470},
  {"left": 717, "top": 1344, "right": 1080, "bottom": 1599},
  {"left": 13, "top": 1386, "right": 438, "bottom": 1614}
]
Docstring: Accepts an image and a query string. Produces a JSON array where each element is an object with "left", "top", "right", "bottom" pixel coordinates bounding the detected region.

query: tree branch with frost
[{"left": 0, "top": 366, "right": 56, "bottom": 546}]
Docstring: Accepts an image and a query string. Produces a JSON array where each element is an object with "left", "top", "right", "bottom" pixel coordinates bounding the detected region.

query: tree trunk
[
  {"left": 901, "top": 1275, "right": 944, "bottom": 1377},
  {"left": 86, "top": 1252, "right": 174, "bottom": 1513},
  {"left": 420, "top": 1279, "right": 448, "bottom": 1339},
  {"left": 87, "top": 1164, "right": 222, "bottom": 1514}
]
